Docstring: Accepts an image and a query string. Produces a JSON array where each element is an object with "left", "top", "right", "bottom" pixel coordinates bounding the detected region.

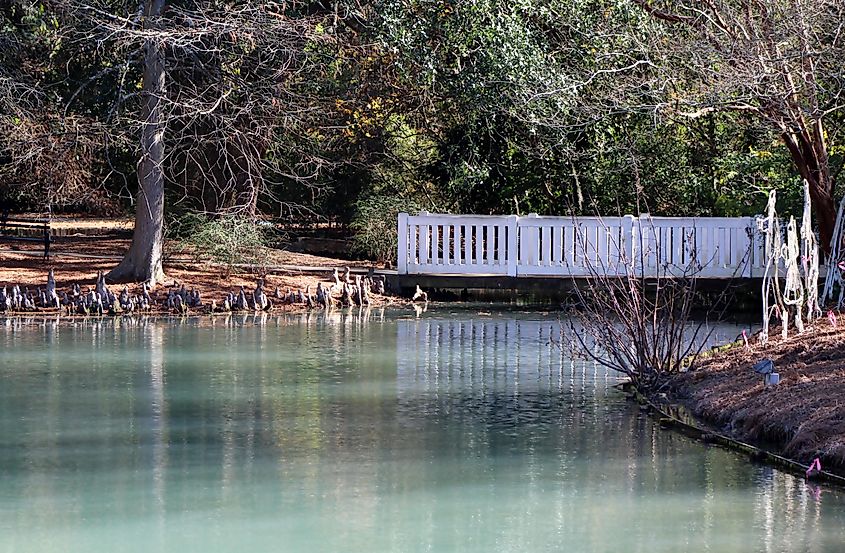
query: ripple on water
[{"left": 0, "top": 312, "right": 843, "bottom": 553}]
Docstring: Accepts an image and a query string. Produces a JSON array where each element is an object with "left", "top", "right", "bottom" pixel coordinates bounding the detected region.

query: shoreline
[
  {"left": 1, "top": 240, "right": 411, "bottom": 316},
  {"left": 656, "top": 321, "right": 845, "bottom": 481},
  {"left": 6, "top": 238, "right": 841, "bottom": 484},
  {"left": 636, "top": 387, "right": 845, "bottom": 486}
]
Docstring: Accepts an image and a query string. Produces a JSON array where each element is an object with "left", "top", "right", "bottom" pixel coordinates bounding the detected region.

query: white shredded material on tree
[
  {"left": 822, "top": 194, "right": 845, "bottom": 309},
  {"left": 801, "top": 180, "right": 821, "bottom": 322},
  {"left": 760, "top": 184, "right": 827, "bottom": 343},
  {"left": 783, "top": 215, "right": 804, "bottom": 334},
  {"left": 759, "top": 190, "right": 783, "bottom": 345}
]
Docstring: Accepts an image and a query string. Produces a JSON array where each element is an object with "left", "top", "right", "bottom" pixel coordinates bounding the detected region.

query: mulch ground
[
  {"left": 0, "top": 235, "right": 395, "bottom": 312},
  {"left": 669, "top": 320, "right": 845, "bottom": 471}
]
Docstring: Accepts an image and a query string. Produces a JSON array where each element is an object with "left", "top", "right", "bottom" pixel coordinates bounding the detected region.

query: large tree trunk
[
  {"left": 781, "top": 125, "right": 837, "bottom": 255},
  {"left": 805, "top": 173, "right": 836, "bottom": 255},
  {"left": 107, "top": 0, "right": 167, "bottom": 286}
]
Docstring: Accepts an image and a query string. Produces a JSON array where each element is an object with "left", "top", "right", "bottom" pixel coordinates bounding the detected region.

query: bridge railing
[
  {"left": 397, "top": 213, "right": 518, "bottom": 275},
  {"left": 516, "top": 215, "right": 629, "bottom": 277},
  {"left": 633, "top": 216, "right": 760, "bottom": 278},
  {"left": 397, "top": 212, "right": 762, "bottom": 279}
]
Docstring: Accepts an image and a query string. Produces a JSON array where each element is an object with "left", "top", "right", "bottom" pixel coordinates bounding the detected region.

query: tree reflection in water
[{"left": 0, "top": 311, "right": 842, "bottom": 553}]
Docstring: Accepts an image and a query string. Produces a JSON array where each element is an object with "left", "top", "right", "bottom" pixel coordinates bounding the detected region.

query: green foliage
[
  {"left": 363, "top": 0, "right": 833, "bottom": 224},
  {"left": 350, "top": 195, "right": 423, "bottom": 263},
  {"left": 572, "top": 114, "right": 808, "bottom": 219},
  {"left": 1, "top": 0, "right": 841, "bottom": 238},
  {"left": 173, "top": 214, "right": 272, "bottom": 275}
]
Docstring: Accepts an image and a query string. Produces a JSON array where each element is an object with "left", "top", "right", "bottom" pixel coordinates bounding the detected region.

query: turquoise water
[{"left": 1, "top": 311, "right": 843, "bottom": 553}]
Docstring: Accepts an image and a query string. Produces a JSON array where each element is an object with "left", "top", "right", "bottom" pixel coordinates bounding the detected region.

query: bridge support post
[
  {"left": 522, "top": 214, "right": 540, "bottom": 268},
  {"left": 622, "top": 215, "right": 636, "bottom": 276},
  {"left": 397, "top": 212, "right": 408, "bottom": 274},
  {"left": 507, "top": 215, "right": 518, "bottom": 277},
  {"left": 744, "top": 217, "right": 757, "bottom": 279}
]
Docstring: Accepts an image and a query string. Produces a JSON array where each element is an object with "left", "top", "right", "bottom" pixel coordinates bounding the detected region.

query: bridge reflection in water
[
  {"left": 396, "top": 316, "right": 619, "bottom": 397},
  {"left": 392, "top": 315, "right": 835, "bottom": 553},
  {"left": 1, "top": 312, "right": 842, "bottom": 552}
]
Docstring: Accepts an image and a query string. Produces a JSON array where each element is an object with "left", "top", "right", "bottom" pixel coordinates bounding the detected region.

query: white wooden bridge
[{"left": 397, "top": 213, "right": 766, "bottom": 279}]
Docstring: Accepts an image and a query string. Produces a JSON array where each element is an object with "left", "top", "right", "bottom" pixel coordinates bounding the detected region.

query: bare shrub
[{"left": 564, "top": 217, "right": 742, "bottom": 390}]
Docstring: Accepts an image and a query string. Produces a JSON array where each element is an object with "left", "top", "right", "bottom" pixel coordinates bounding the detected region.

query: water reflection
[
  {"left": 397, "top": 316, "right": 619, "bottom": 389},
  {"left": 0, "top": 311, "right": 843, "bottom": 553}
]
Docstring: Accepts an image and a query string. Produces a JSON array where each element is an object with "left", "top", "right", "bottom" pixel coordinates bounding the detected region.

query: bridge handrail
[{"left": 398, "top": 212, "right": 765, "bottom": 279}]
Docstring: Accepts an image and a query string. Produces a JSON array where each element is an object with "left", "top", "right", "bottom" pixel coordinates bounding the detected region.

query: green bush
[
  {"left": 172, "top": 214, "right": 272, "bottom": 276},
  {"left": 350, "top": 195, "right": 423, "bottom": 263}
]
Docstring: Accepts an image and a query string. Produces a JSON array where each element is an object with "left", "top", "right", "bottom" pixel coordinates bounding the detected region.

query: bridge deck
[{"left": 384, "top": 272, "right": 764, "bottom": 300}]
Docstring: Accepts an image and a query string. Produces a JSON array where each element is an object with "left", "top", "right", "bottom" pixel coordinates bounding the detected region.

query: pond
[{"left": 1, "top": 311, "right": 844, "bottom": 552}]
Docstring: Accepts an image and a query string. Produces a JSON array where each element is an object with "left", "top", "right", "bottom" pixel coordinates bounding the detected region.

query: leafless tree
[
  {"left": 57, "top": 0, "right": 344, "bottom": 285},
  {"left": 632, "top": 0, "right": 845, "bottom": 253},
  {"left": 520, "top": 1, "right": 845, "bottom": 250},
  {"left": 0, "top": 6, "right": 122, "bottom": 213},
  {"left": 564, "top": 217, "right": 738, "bottom": 390}
]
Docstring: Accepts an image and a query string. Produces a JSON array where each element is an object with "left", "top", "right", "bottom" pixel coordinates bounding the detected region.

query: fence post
[
  {"left": 397, "top": 212, "right": 408, "bottom": 274},
  {"left": 507, "top": 215, "right": 519, "bottom": 277},
  {"left": 639, "top": 213, "right": 654, "bottom": 277},
  {"left": 622, "top": 215, "right": 636, "bottom": 276},
  {"left": 522, "top": 213, "right": 540, "bottom": 267},
  {"left": 745, "top": 217, "right": 756, "bottom": 279},
  {"left": 418, "top": 210, "right": 429, "bottom": 266}
]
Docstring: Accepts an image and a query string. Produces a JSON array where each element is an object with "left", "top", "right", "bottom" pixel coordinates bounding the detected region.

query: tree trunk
[
  {"left": 805, "top": 174, "right": 836, "bottom": 255},
  {"left": 781, "top": 126, "right": 837, "bottom": 255},
  {"left": 107, "top": 0, "right": 167, "bottom": 286}
]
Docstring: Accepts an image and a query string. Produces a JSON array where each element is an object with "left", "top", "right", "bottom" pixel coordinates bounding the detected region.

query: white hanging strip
[
  {"left": 800, "top": 181, "right": 821, "bottom": 322},
  {"left": 783, "top": 216, "right": 804, "bottom": 334},
  {"left": 759, "top": 190, "right": 782, "bottom": 345},
  {"left": 822, "top": 194, "right": 845, "bottom": 309}
]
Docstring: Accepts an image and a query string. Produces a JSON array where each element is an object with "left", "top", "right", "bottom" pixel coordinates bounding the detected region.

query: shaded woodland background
[{"left": 2, "top": 0, "right": 844, "bottom": 266}]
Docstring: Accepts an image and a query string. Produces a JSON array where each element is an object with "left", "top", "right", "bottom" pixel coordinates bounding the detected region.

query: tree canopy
[{"left": 2, "top": 0, "right": 843, "bottom": 274}]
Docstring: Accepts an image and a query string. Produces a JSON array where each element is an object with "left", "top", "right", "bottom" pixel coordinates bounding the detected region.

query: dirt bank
[{"left": 667, "top": 320, "right": 845, "bottom": 472}]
